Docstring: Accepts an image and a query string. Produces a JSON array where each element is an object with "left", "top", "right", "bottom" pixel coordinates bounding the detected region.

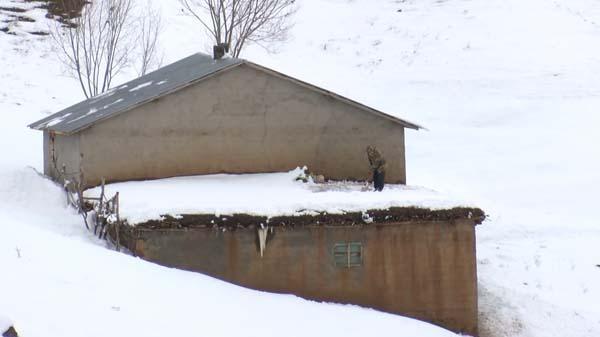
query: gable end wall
[
  {"left": 78, "top": 64, "right": 406, "bottom": 187},
  {"left": 43, "top": 130, "right": 81, "bottom": 185}
]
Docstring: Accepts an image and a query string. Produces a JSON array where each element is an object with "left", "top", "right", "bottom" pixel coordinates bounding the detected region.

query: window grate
[{"left": 333, "top": 242, "right": 363, "bottom": 267}]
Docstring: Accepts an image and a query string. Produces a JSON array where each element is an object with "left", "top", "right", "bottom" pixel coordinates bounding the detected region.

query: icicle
[{"left": 258, "top": 225, "right": 269, "bottom": 257}]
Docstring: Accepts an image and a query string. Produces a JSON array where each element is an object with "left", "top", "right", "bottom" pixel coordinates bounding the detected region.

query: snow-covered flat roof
[{"left": 86, "top": 168, "right": 474, "bottom": 225}]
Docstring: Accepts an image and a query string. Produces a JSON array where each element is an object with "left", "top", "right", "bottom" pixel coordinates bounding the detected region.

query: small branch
[{"left": 180, "top": 0, "right": 296, "bottom": 57}]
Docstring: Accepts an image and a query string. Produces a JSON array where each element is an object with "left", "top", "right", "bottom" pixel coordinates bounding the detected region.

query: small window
[{"left": 333, "top": 242, "right": 363, "bottom": 267}]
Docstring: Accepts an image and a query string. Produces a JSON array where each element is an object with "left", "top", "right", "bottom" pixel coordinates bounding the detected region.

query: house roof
[{"left": 29, "top": 53, "right": 423, "bottom": 134}]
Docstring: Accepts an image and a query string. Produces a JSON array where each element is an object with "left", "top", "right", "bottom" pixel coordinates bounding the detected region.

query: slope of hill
[
  {"left": 1, "top": 0, "right": 600, "bottom": 336},
  {"left": 228, "top": 1, "right": 600, "bottom": 335}
]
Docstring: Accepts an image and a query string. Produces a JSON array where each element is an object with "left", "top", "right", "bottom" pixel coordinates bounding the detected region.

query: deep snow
[
  {"left": 1, "top": 0, "right": 600, "bottom": 336},
  {"left": 86, "top": 168, "right": 471, "bottom": 225},
  {"left": 0, "top": 315, "right": 11, "bottom": 334}
]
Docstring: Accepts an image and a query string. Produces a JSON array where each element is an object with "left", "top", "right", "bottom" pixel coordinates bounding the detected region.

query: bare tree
[
  {"left": 50, "top": 0, "right": 162, "bottom": 98},
  {"left": 180, "top": 0, "right": 297, "bottom": 57},
  {"left": 137, "top": 2, "right": 163, "bottom": 76}
]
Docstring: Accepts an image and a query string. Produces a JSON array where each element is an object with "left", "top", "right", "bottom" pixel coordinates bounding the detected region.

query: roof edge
[
  {"left": 243, "top": 61, "right": 425, "bottom": 130},
  {"left": 28, "top": 56, "right": 425, "bottom": 134},
  {"left": 128, "top": 206, "right": 485, "bottom": 228},
  {"left": 29, "top": 61, "right": 245, "bottom": 135}
]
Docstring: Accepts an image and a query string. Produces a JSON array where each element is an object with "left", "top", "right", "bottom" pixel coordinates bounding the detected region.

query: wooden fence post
[{"left": 115, "top": 192, "right": 120, "bottom": 252}]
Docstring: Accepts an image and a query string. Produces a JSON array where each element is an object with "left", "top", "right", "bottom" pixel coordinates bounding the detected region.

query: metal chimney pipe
[{"left": 213, "top": 43, "right": 230, "bottom": 60}]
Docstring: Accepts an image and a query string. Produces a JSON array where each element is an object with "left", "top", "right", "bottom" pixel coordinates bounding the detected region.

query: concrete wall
[
  {"left": 126, "top": 220, "right": 478, "bottom": 336},
  {"left": 43, "top": 130, "right": 81, "bottom": 184},
  {"left": 76, "top": 64, "right": 406, "bottom": 188}
]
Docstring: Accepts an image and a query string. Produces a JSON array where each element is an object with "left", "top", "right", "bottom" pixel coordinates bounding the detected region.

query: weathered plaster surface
[
  {"left": 44, "top": 131, "right": 81, "bottom": 183},
  {"left": 74, "top": 64, "right": 406, "bottom": 187},
  {"left": 125, "top": 220, "right": 478, "bottom": 336}
]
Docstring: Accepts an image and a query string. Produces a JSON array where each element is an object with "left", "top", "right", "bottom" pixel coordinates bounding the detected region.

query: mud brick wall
[{"left": 123, "top": 219, "right": 478, "bottom": 336}]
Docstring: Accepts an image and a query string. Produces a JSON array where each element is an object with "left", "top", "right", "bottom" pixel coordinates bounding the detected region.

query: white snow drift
[{"left": 86, "top": 168, "right": 471, "bottom": 225}]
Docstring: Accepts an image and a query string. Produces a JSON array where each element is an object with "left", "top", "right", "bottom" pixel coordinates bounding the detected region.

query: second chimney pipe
[{"left": 213, "top": 43, "right": 230, "bottom": 60}]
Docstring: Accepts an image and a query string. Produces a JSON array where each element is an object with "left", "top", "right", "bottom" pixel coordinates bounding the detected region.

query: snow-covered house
[
  {"left": 28, "top": 52, "right": 422, "bottom": 188},
  {"left": 28, "top": 52, "right": 484, "bottom": 336}
]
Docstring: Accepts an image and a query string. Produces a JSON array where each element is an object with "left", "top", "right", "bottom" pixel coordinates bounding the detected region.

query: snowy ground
[
  {"left": 0, "top": 171, "right": 460, "bottom": 337},
  {"left": 2, "top": 0, "right": 600, "bottom": 336},
  {"left": 86, "top": 168, "right": 471, "bottom": 225},
  {"left": 0, "top": 315, "right": 11, "bottom": 334}
]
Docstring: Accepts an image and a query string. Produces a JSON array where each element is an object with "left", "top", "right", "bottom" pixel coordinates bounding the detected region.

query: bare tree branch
[
  {"left": 50, "top": 0, "right": 163, "bottom": 98},
  {"left": 137, "top": 2, "right": 163, "bottom": 76},
  {"left": 180, "top": 0, "right": 296, "bottom": 57}
]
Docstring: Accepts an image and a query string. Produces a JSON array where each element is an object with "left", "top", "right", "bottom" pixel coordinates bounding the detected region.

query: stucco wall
[
  {"left": 77, "top": 64, "right": 406, "bottom": 188},
  {"left": 126, "top": 220, "right": 478, "bottom": 336},
  {"left": 43, "top": 131, "right": 81, "bottom": 184}
]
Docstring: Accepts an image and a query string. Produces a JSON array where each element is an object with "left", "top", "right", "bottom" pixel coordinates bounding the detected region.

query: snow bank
[
  {"left": 0, "top": 168, "right": 87, "bottom": 238},
  {"left": 86, "top": 168, "right": 471, "bottom": 225}
]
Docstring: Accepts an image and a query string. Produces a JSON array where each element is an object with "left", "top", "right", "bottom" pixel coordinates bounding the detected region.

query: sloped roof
[{"left": 29, "top": 53, "right": 422, "bottom": 134}]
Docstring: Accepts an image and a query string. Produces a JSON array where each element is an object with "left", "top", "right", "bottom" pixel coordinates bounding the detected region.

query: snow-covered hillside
[{"left": 1, "top": 0, "right": 600, "bottom": 336}]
